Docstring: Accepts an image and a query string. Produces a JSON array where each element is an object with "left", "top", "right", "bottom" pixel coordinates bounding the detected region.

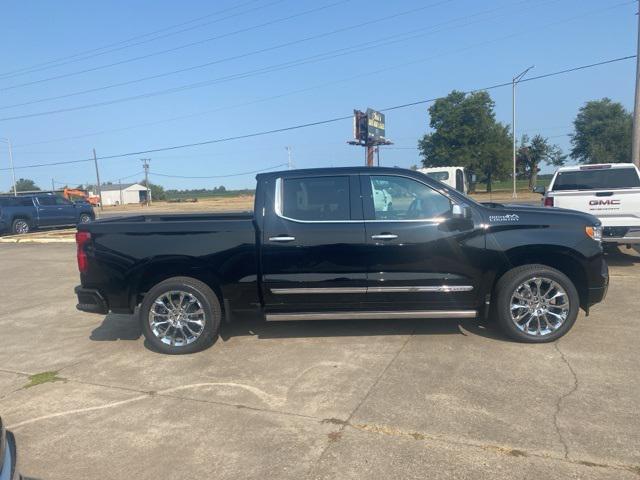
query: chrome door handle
[
  {"left": 269, "top": 236, "right": 296, "bottom": 242},
  {"left": 371, "top": 234, "right": 398, "bottom": 240}
]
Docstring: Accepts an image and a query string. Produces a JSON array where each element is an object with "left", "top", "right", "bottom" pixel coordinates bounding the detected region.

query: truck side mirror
[
  {"left": 533, "top": 185, "right": 546, "bottom": 194},
  {"left": 452, "top": 204, "right": 471, "bottom": 219}
]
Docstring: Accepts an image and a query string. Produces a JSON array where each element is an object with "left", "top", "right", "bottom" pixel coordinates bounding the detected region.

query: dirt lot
[
  {"left": 0, "top": 243, "right": 639, "bottom": 479},
  {"left": 93, "top": 191, "right": 539, "bottom": 219}
]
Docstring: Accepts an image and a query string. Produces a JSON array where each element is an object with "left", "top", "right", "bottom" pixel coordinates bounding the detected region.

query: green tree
[
  {"left": 15, "top": 178, "right": 40, "bottom": 192},
  {"left": 517, "top": 134, "right": 566, "bottom": 189},
  {"left": 139, "top": 179, "right": 166, "bottom": 201},
  {"left": 418, "top": 90, "right": 511, "bottom": 192},
  {"left": 570, "top": 98, "right": 632, "bottom": 164}
]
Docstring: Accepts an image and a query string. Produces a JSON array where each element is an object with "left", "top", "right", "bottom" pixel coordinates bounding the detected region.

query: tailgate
[{"left": 551, "top": 189, "right": 640, "bottom": 227}]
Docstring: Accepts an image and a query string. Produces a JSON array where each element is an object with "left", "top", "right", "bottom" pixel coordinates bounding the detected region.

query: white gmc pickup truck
[{"left": 537, "top": 163, "right": 640, "bottom": 245}]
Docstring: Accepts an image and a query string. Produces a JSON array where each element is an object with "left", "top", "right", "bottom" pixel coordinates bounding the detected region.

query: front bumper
[
  {"left": 75, "top": 286, "right": 109, "bottom": 314},
  {"left": 587, "top": 259, "right": 609, "bottom": 307}
]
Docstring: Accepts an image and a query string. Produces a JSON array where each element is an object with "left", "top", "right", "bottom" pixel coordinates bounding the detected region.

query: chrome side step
[{"left": 265, "top": 310, "right": 477, "bottom": 321}]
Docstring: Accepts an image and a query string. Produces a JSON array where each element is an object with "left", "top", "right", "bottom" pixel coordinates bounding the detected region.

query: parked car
[
  {"left": 75, "top": 167, "right": 608, "bottom": 354},
  {"left": 0, "top": 194, "right": 94, "bottom": 235},
  {"left": 536, "top": 163, "right": 640, "bottom": 246},
  {"left": 0, "top": 417, "right": 20, "bottom": 480}
]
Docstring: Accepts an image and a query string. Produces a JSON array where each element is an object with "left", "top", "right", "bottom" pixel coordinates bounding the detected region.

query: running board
[{"left": 265, "top": 310, "right": 477, "bottom": 321}]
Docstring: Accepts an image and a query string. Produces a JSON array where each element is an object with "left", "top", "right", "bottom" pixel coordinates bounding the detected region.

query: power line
[
  {"left": 0, "top": 0, "right": 626, "bottom": 123},
  {"left": 150, "top": 163, "right": 288, "bottom": 179},
  {"left": 1, "top": 54, "right": 633, "bottom": 172},
  {"left": 0, "top": 0, "right": 351, "bottom": 92},
  {"left": 0, "top": 0, "right": 279, "bottom": 80},
  {"left": 0, "top": 0, "right": 455, "bottom": 109}
]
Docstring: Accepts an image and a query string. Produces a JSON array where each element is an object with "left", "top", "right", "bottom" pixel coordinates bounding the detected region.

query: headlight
[{"left": 585, "top": 225, "right": 602, "bottom": 242}]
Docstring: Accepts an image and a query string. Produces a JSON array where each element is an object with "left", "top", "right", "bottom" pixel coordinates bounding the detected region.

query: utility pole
[
  {"left": 286, "top": 146, "right": 293, "bottom": 170},
  {"left": 512, "top": 65, "right": 535, "bottom": 199},
  {"left": 92, "top": 148, "right": 103, "bottom": 211},
  {"left": 51, "top": 179, "right": 55, "bottom": 193},
  {"left": 118, "top": 179, "right": 123, "bottom": 206},
  {"left": 141, "top": 158, "right": 151, "bottom": 206},
  {"left": 632, "top": 0, "right": 640, "bottom": 167}
]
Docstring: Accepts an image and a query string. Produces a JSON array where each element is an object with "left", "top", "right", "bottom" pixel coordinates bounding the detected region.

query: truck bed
[{"left": 78, "top": 211, "right": 258, "bottom": 312}]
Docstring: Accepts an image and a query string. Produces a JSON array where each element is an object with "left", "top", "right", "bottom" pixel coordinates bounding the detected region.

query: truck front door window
[{"left": 370, "top": 175, "right": 451, "bottom": 220}]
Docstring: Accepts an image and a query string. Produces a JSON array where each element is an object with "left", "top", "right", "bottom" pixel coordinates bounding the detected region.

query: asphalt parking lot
[{"left": 0, "top": 243, "right": 639, "bottom": 479}]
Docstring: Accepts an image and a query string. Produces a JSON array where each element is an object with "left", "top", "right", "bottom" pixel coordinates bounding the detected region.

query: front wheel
[
  {"left": 140, "top": 277, "right": 221, "bottom": 354},
  {"left": 494, "top": 265, "right": 579, "bottom": 343},
  {"left": 12, "top": 218, "right": 30, "bottom": 234},
  {"left": 79, "top": 213, "right": 92, "bottom": 224}
]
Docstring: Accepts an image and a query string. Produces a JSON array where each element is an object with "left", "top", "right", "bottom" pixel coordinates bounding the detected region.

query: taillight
[
  {"left": 76, "top": 230, "right": 91, "bottom": 273},
  {"left": 543, "top": 196, "right": 554, "bottom": 207}
]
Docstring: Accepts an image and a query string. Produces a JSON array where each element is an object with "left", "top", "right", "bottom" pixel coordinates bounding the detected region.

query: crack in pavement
[
  {"left": 318, "top": 418, "right": 640, "bottom": 476},
  {"left": 553, "top": 340, "right": 579, "bottom": 460},
  {"left": 306, "top": 326, "right": 417, "bottom": 478},
  {"left": 5, "top": 364, "right": 639, "bottom": 476}
]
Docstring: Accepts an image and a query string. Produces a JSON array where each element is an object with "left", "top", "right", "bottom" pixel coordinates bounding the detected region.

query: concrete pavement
[{"left": 0, "top": 243, "right": 638, "bottom": 479}]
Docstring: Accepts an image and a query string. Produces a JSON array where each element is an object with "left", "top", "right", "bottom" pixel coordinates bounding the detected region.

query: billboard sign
[{"left": 366, "top": 108, "right": 385, "bottom": 142}]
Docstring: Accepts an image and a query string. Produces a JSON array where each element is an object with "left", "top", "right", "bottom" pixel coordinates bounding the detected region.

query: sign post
[{"left": 348, "top": 108, "right": 393, "bottom": 166}]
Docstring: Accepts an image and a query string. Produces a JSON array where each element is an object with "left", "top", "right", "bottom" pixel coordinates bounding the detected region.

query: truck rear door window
[
  {"left": 281, "top": 176, "right": 350, "bottom": 221},
  {"left": 553, "top": 168, "right": 640, "bottom": 191}
]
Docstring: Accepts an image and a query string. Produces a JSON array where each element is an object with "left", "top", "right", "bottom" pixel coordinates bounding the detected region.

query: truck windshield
[{"left": 553, "top": 168, "right": 640, "bottom": 191}]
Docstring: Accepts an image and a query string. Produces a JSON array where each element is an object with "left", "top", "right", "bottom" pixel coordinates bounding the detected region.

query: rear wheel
[
  {"left": 11, "top": 218, "right": 30, "bottom": 234},
  {"left": 495, "top": 265, "right": 579, "bottom": 343},
  {"left": 140, "top": 277, "right": 221, "bottom": 354}
]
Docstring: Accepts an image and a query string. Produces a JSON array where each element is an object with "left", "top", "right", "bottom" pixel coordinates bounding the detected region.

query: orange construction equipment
[{"left": 63, "top": 188, "right": 100, "bottom": 206}]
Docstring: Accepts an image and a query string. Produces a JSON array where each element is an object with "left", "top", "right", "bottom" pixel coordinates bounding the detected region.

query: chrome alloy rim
[
  {"left": 80, "top": 214, "right": 91, "bottom": 223},
  {"left": 510, "top": 277, "right": 569, "bottom": 336},
  {"left": 14, "top": 220, "right": 29, "bottom": 234},
  {"left": 149, "top": 291, "right": 206, "bottom": 346}
]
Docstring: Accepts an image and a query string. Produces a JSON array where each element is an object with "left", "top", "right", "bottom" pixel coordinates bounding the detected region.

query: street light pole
[
  {"left": 632, "top": 0, "right": 640, "bottom": 167},
  {"left": 0, "top": 138, "right": 17, "bottom": 196},
  {"left": 512, "top": 66, "right": 535, "bottom": 199}
]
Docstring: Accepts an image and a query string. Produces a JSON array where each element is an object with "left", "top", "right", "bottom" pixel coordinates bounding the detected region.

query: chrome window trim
[
  {"left": 274, "top": 177, "right": 362, "bottom": 224},
  {"left": 271, "top": 285, "right": 473, "bottom": 294}
]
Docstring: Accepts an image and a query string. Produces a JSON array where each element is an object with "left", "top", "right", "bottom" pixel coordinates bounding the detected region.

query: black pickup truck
[{"left": 75, "top": 167, "right": 608, "bottom": 354}]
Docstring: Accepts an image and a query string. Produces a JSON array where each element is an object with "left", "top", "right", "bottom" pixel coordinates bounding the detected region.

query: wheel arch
[
  {"left": 490, "top": 245, "right": 589, "bottom": 310},
  {"left": 129, "top": 258, "right": 224, "bottom": 312}
]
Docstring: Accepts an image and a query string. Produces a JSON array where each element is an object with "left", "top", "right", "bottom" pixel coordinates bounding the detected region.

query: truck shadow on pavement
[
  {"left": 604, "top": 246, "right": 640, "bottom": 267},
  {"left": 221, "top": 315, "right": 508, "bottom": 343},
  {"left": 89, "top": 313, "right": 508, "bottom": 351},
  {"left": 90, "top": 313, "right": 142, "bottom": 342}
]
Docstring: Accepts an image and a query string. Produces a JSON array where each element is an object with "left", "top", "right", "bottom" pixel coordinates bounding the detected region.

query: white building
[{"left": 99, "top": 183, "right": 149, "bottom": 206}]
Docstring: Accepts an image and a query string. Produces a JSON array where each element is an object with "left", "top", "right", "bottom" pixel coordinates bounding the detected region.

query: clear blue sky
[{"left": 0, "top": 0, "right": 636, "bottom": 191}]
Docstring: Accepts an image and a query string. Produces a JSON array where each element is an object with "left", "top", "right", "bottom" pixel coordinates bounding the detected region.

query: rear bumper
[
  {"left": 75, "top": 286, "right": 109, "bottom": 314},
  {"left": 602, "top": 226, "right": 640, "bottom": 244}
]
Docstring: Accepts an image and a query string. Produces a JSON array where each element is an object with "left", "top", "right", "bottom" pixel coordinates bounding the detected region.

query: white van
[
  {"left": 538, "top": 163, "right": 640, "bottom": 245},
  {"left": 418, "top": 166, "right": 468, "bottom": 193}
]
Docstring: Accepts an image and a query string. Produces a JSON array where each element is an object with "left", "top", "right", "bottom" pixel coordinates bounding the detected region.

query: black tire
[
  {"left": 494, "top": 264, "right": 579, "bottom": 343},
  {"left": 11, "top": 218, "right": 30, "bottom": 234},
  {"left": 79, "top": 213, "right": 92, "bottom": 224},
  {"left": 140, "top": 276, "right": 221, "bottom": 354}
]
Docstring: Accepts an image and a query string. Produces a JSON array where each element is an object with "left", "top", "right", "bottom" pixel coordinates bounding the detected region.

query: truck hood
[{"left": 480, "top": 202, "right": 601, "bottom": 226}]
